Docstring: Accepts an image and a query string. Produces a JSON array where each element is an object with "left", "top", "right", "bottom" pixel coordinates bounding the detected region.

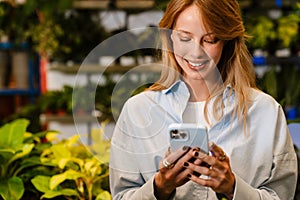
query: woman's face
[{"left": 171, "top": 4, "right": 224, "bottom": 82}]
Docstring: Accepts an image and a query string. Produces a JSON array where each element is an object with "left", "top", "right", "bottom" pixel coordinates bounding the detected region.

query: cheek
[
  {"left": 206, "top": 46, "right": 223, "bottom": 63},
  {"left": 173, "top": 41, "right": 190, "bottom": 57}
]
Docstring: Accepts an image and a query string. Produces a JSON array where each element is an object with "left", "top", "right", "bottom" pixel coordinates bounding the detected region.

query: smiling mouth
[{"left": 185, "top": 59, "right": 209, "bottom": 67}]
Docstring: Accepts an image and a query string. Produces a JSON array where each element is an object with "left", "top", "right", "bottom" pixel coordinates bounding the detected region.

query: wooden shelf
[
  {"left": 73, "top": 0, "right": 155, "bottom": 10},
  {"left": 49, "top": 63, "right": 162, "bottom": 74},
  {"left": 116, "top": 0, "right": 155, "bottom": 9},
  {"left": 40, "top": 114, "right": 96, "bottom": 124}
]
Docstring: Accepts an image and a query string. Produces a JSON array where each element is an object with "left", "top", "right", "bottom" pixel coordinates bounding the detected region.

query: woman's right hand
[{"left": 154, "top": 146, "right": 197, "bottom": 199}]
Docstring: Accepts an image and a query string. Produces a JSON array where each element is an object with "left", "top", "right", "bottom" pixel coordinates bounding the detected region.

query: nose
[{"left": 190, "top": 41, "right": 206, "bottom": 59}]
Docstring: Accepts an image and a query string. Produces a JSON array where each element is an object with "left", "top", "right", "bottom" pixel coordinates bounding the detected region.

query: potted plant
[
  {"left": 18, "top": 0, "right": 74, "bottom": 93},
  {"left": 5, "top": 2, "right": 37, "bottom": 89},
  {"left": 0, "top": 2, "right": 10, "bottom": 88},
  {"left": 51, "top": 10, "right": 108, "bottom": 64},
  {"left": 0, "top": 118, "right": 112, "bottom": 200},
  {"left": 281, "top": 66, "right": 300, "bottom": 119},
  {"left": 0, "top": 119, "right": 52, "bottom": 200},
  {"left": 31, "top": 133, "right": 111, "bottom": 200},
  {"left": 245, "top": 16, "right": 276, "bottom": 63},
  {"left": 275, "top": 13, "right": 300, "bottom": 57},
  {"left": 0, "top": 2, "right": 12, "bottom": 43}
]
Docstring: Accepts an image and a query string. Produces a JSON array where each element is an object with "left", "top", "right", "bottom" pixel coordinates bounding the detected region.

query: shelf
[
  {"left": 0, "top": 88, "right": 40, "bottom": 96},
  {"left": 266, "top": 56, "right": 300, "bottom": 65},
  {"left": 73, "top": 0, "right": 155, "bottom": 10},
  {"left": 49, "top": 63, "right": 162, "bottom": 74},
  {"left": 40, "top": 114, "right": 96, "bottom": 124}
]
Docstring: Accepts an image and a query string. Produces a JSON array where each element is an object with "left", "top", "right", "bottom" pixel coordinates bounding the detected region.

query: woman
[{"left": 109, "top": 0, "right": 297, "bottom": 199}]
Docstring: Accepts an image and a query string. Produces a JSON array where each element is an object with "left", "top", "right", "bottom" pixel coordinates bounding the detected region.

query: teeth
[{"left": 188, "top": 61, "right": 205, "bottom": 67}]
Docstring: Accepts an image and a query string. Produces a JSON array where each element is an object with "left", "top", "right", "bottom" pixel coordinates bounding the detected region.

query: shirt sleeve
[
  {"left": 233, "top": 105, "right": 298, "bottom": 200},
  {"left": 110, "top": 168, "right": 157, "bottom": 200},
  {"left": 109, "top": 100, "right": 158, "bottom": 200}
]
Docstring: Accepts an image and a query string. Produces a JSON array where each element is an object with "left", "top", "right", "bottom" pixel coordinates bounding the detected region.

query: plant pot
[
  {"left": 275, "top": 48, "right": 291, "bottom": 58},
  {"left": 0, "top": 50, "right": 9, "bottom": 89},
  {"left": 285, "top": 106, "right": 298, "bottom": 120},
  {"left": 11, "top": 50, "right": 29, "bottom": 89}
]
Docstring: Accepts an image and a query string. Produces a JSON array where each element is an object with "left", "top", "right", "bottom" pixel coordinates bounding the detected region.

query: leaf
[
  {"left": 0, "top": 149, "right": 15, "bottom": 154},
  {"left": 45, "top": 131, "right": 60, "bottom": 142},
  {"left": 0, "top": 177, "right": 24, "bottom": 200},
  {"left": 58, "top": 157, "right": 84, "bottom": 169},
  {"left": 41, "top": 189, "right": 79, "bottom": 199},
  {"left": 32, "top": 176, "right": 80, "bottom": 199},
  {"left": 31, "top": 175, "right": 51, "bottom": 193},
  {"left": 64, "top": 135, "right": 80, "bottom": 147},
  {"left": 0, "top": 119, "right": 29, "bottom": 149},
  {"left": 23, "top": 130, "right": 58, "bottom": 144},
  {"left": 95, "top": 191, "right": 112, "bottom": 200},
  {"left": 51, "top": 144, "right": 72, "bottom": 158},
  {"left": 50, "top": 169, "right": 84, "bottom": 190},
  {"left": 8, "top": 143, "right": 34, "bottom": 165}
]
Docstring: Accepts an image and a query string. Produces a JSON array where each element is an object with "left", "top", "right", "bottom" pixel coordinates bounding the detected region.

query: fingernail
[
  {"left": 194, "top": 151, "right": 199, "bottom": 157},
  {"left": 183, "top": 162, "right": 189, "bottom": 167},
  {"left": 192, "top": 147, "right": 200, "bottom": 151}
]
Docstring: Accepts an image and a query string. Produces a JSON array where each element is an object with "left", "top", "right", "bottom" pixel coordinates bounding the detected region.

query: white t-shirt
[{"left": 182, "top": 101, "right": 210, "bottom": 130}]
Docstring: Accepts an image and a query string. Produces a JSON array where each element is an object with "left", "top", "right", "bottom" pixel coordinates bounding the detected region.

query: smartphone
[{"left": 168, "top": 123, "right": 208, "bottom": 153}]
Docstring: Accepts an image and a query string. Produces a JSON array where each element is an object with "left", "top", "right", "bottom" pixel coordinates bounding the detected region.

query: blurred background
[
  {"left": 0, "top": 0, "right": 299, "bottom": 131},
  {"left": 0, "top": 0, "right": 300, "bottom": 199}
]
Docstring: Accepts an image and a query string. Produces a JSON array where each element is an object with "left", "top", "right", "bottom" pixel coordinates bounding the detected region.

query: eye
[
  {"left": 201, "top": 34, "right": 219, "bottom": 44},
  {"left": 175, "top": 32, "right": 192, "bottom": 42},
  {"left": 179, "top": 37, "right": 192, "bottom": 42}
]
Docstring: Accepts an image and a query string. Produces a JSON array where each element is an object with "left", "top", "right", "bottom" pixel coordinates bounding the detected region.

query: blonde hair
[{"left": 149, "top": 0, "right": 256, "bottom": 128}]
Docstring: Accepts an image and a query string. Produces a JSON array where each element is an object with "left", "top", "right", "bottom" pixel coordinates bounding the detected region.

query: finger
[
  {"left": 187, "top": 172, "right": 218, "bottom": 189},
  {"left": 165, "top": 147, "right": 171, "bottom": 157},
  {"left": 169, "top": 146, "right": 191, "bottom": 163},
  {"left": 159, "top": 146, "right": 191, "bottom": 169},
  {"left": 192, "top": 150, "right": 226, "bottom": 172},
  {"left": 209, "top": 142, "right": 227, "bottom": 161}
]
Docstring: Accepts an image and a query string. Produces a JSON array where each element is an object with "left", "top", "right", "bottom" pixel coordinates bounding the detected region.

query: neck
[{"left": 185, "top": 79, "right": 210, "bottom": 102}]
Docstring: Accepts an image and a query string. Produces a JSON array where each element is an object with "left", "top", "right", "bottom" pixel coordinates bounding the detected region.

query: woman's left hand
[{"left": 183, "top": 142, "right": 235, "bottom": 199}]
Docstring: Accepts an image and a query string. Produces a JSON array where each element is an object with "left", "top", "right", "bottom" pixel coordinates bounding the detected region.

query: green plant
[
  {"left": 259, "top": 66, "right": 300, "bottom": 107},
  {"left": 21, "top": 0, "right": 74, "bottom": 59},
  {"left": 4, "top": 104, "right": 43, "bottom": 133},
  {"left": 31, "top": 132, "right": 111, "bottom": 200},
  {"left": 26, "top": 17, "right": 66, "bottom": 58},
  {"left": 281, "top": 66, "right": 300, "bottom": 107},
  {"left": 246, "top": 16, "right": 276, "bottom": 50},
  {"left": 0, "top": 118, "right": 112, "bottom": 200},
  {"left": 73, "top": 84, "right": 96, "bottom": 114},
  {"left": 276, "top": 13, "right": 300, "bottom": 48},
  {"left": 0, "top": 119, "right": 54, "bottom": 200},
  {"left": 52, "top": 10, "right": 108, "bottom": 63},
  {"left": 0, "top": 2, "right": 13, "bottom": 40},
  {"left": 154, "top": 0, "right": 169, "bottom": 10},
  {"left": 6, "top": 3, "right": 35, "bottom": 46},
  {"left": 0, "top": 119, "right": 31, "bottom": 199},
  {"left": 37, "top": 85, "right": 73, "bottom": 114}
]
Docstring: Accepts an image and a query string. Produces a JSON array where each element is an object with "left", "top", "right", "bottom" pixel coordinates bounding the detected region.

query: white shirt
[
  {"left": 183, "top": 101, "right": 210, "bottom": 130},
  {"left": 109, "top": 80, "right": 297, "bottom": 200}
]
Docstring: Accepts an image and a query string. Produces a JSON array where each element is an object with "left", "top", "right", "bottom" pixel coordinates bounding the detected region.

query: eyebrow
[
  {"left": 175, "top": 29, "right": 192, "bottom": 35},
  {"left": 174, "top": 29, "right": 215, "bottom": 37}
]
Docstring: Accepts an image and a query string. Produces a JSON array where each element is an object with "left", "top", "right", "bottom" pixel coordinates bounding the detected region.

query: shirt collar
[
  {"left": 162, "top": 79, "right": 185, "bottom": 94},
  {"left": 162, "top": 80, "right": 234, "bottom": 102}
]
